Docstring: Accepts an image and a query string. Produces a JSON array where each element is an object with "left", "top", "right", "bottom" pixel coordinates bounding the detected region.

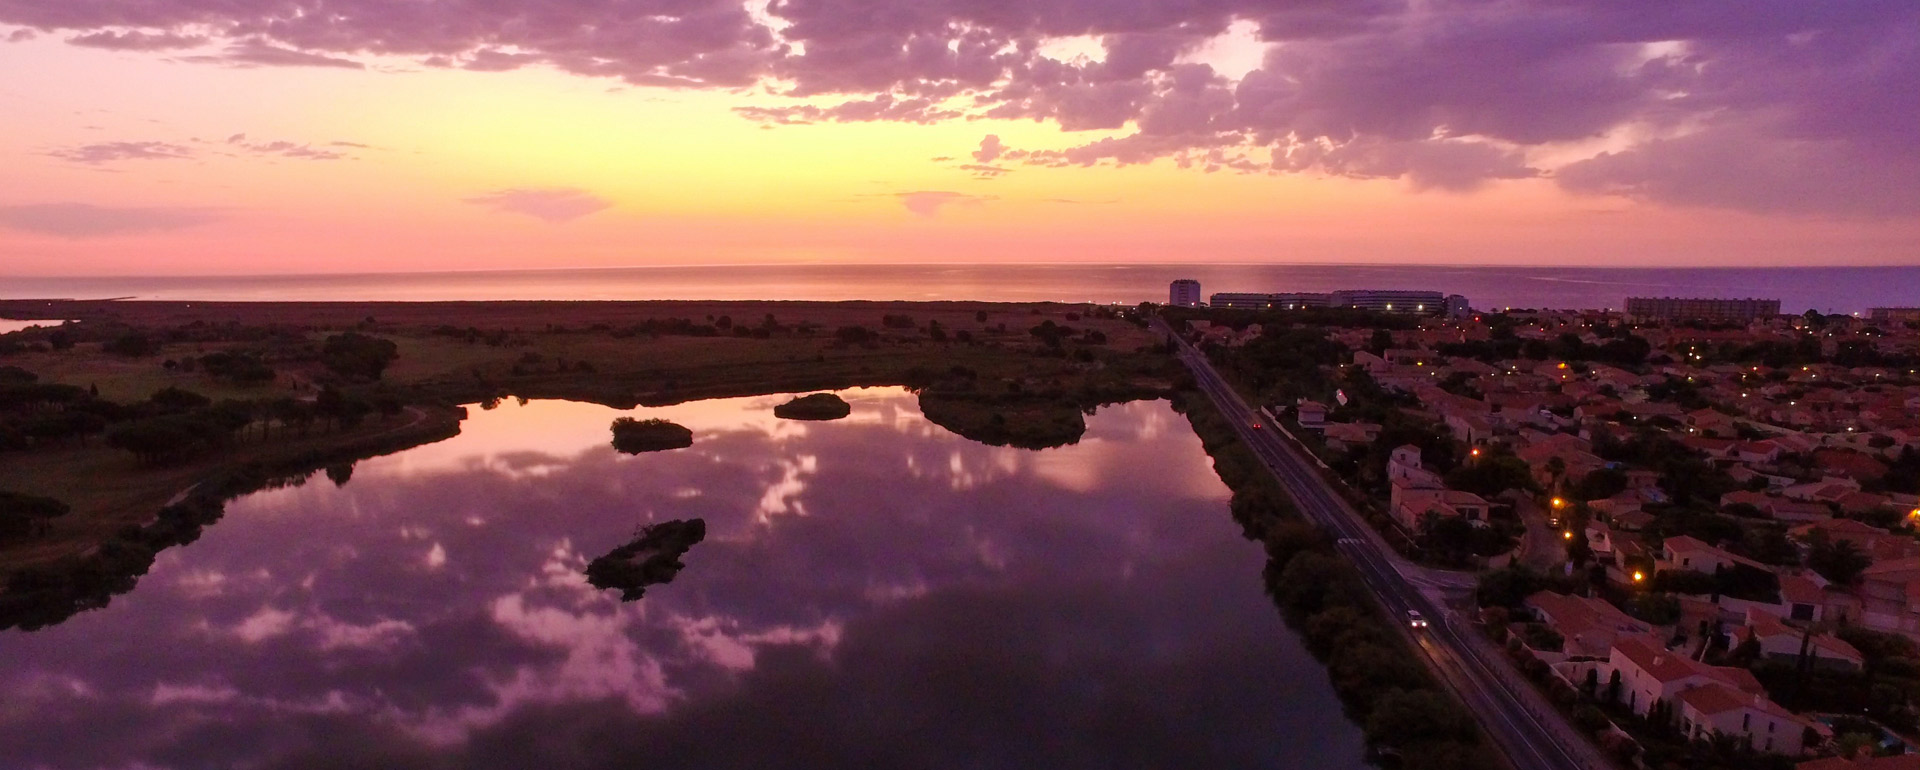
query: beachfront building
[
  {"left": 1328, "top": 289, "right": 1447, "bottom": 314},
  {"left": 1626, "top": 297, "right": 1782, "bottom": 322},
  {"left": 1208, "top": 290, "right": 1460, "bottom": 314},
  {"left": 1869, "top": 307, "right": 1920, "bottom": 323},
  {"left": 1208, "top": 292, "right": 1334, "bottom": 310},
  {"left": 1169, "top": 279, "right": 1202, "bottom": 307},
  {"left": 1445, "top": 294, "right": 1472, "bottom": 317}
]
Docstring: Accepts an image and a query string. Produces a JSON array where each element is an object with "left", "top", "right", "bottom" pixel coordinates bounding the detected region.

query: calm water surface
[
  {"left": 0, "top": 319, "right": 67, "bottom": 335},
  {"left": 4, "top": 263, "right": 1915, "bottom": 313},
  {"left": 0, "top": 388, "right": 1365, "bottom": 769}
]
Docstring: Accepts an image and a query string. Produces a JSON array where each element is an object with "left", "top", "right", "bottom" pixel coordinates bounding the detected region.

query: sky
[{"left": 1, "top": 0, "right": 1916, "bottom": 276}]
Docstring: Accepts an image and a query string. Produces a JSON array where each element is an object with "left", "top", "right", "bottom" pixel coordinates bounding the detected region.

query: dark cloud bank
[{"left": 2, "top": 0, "right": 1914, "bottom": 213}]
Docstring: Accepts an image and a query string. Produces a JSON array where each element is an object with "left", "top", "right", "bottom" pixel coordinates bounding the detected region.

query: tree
[
  {"left": 320, "top": 332, "right": 400, "bottom": 380},
  {"left": 314, "top": 386, "right": 372, "bottom": 430},
  {"left": 1029, "top": 320, "right": 1074, "bottom": 348},
  {"left": 610, "top": 417, "right": 693, "bottom": 453},
  {"left": 103, "top": 332, "right": 156, "bottom": 356},
  {"left": 1368, "top": 329, "right": 1393, "bottom": 355},
  {"left": 1364, "top": 688, "right": 1478, "bottom": 746},
  {"left": 833, "top": 326, "right": 874, "bottom": 345},
  {"left": 0, "top": 491, "right": 69, "bottom": 540},
  {"left": 1476, "top": 566, "right": 1550, "bottom": 608},
  {"left": 1571, "top": 468, "right": 1628, "bottom": 501},
  {"left": 1809, "top": 533, "right": 1873, "bottom": 586},
  {"left": 1445, "top": 454, "right": 1537, "bottom": 497},
  {"left": 148, "top": 386, "right": 212, "bottom": 412}
]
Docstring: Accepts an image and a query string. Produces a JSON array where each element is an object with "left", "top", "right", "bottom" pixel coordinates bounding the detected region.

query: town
[{"left": 1168, "top": 279, "right": 1920, "bottom": 770}]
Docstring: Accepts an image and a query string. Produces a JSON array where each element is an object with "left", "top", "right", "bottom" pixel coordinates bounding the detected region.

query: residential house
[
  {"left": 1856, "top": 558, "right": 1920, "bottom": 639},
  {"left": 1732, "top": 608, "right": 1865, "bottom": 671},
  {"left": 1525, "top": 591, "right": 1652, "bottom": 660},
  {"left": 1790, "top": 519, "right": 1920, "bottom": 563},
  {"left": 1659, "top": 535, "right": 1768, "bottom": 575},
  {"left": 1296, "top": 400, "right": 1329, "bottom": 430},
  {"left": 1322, "top": 422, "right": 1381, "bottom": 452},
  {"left": 1676, "top": 682, "right": 1814, "bottom": 756},
  {"left": 1799, "top": 754, "right": 1920, "bottom": 770},
  {"left": 1607, "top": 635, "right": 1765, "bottom": 716},
  {"left": 1393, "top": 488, "right": 1493, "bottom": 532}
]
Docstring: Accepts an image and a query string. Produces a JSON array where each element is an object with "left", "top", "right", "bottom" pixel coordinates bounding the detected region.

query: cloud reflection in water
[{"left": 0, "top": 388, "right": 1365, "bottom": 769}]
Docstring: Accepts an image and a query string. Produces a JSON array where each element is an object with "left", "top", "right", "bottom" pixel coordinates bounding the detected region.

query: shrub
[{"left": 610, "top": 417, "right": 693, "bottom": 453}]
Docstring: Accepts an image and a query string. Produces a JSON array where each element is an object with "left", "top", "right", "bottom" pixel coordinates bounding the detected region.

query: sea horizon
[{"left": 3, "top": 262, "right": 1917, "bottom": 316}]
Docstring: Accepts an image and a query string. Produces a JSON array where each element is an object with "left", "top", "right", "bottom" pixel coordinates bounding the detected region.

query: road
[{"left": 1156, "top": 319, "right": 1604, "bottom": 770}]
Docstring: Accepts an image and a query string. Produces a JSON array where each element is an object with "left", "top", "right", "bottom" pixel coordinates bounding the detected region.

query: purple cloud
[
  {"left": 972, "top": 135, "right": 1004, "bottom": 163},
  {"left": 66, "top": 29, "right": 203, "bottom": 50},
  {"left": 0, "top": 203, "right": 221, "bottom": 237},
  {"left": 464, "top": 188, "right": 614, "bottom": 223},
  {"left": 182, "top": 40, "right": 365, "bottom": 69},
  {"left": 2, "top": 0, "right": 1914, "bottom": 215},
  {"left": 48, "top": 141, "right": 193, "bottom": 163},
  {"left": 735, "top": 93, "right": 960, "bottom": 125},
  {"left": 246, "top": 140, "right": 347, "bottom": 160},
  {"left": 52, "top": 135, "right": 360, "bottom": 164},
  {"left": 956, "top": 163, "right": 1008, "bottom": 179},
  {"left": 893, "top": 191, "right": 989, "bottom": 217}
]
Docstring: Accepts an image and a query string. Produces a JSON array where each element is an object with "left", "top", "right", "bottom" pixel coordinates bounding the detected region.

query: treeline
[
  {"left": 1, "top": 364, "right": 404, "bottom": 463},
  {"left": 0, "top": 491, "right": 69, "bottom": 542},
  {"left": 0, "top": 319, "right": 310, "bottom": 355},
  {"left": 0, "top": 406, "right": 462, "bottom": 631},
  {"left": 1438, "top": 330, "right": 1652, "bottom": 368},
  {"left": 1162, "top": 305, "right": 1428, "bottom": 331},
  {"left": 3, "top": 323, "right": 399, "bottom": 384},
  {"left": 1173, "top": 391, "right": 1498, "bottom": 770}
]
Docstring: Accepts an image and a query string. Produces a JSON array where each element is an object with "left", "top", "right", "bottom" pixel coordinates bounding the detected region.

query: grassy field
[
  {"left": 0, "top": 407, "right": 457, "bottom": 572},
  {"left": 0, "top": 299, "right": 1175, "bottom": 580}
]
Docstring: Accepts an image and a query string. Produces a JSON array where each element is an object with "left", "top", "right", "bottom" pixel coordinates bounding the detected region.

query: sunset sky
[{"left": 2, "top": 0, "right": 1916, "bottom": 275}]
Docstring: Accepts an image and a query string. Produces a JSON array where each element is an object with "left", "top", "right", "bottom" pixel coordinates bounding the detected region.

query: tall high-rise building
[
  {"left": 1625, "top": 297, "right": 1781, "bottom": 322},
  {"left": 1169, "top": 279, "right": 1202, "bottom": 307}
]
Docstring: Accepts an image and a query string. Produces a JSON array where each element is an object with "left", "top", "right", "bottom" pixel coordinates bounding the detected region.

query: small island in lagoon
[
  {"left": 584, "top": 518, "right": 707, "bottom": 601},
  {"left": 772, "top": 392, "right": 852, "bottom": 421},
  {"left": 610, "top": 417, "right": 693, "bottom": 453}
]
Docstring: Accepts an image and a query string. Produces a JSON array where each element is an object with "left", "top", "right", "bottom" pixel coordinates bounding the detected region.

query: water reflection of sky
[
  {"left": 0, "top": 319, "right": 69, "bottom": 335},
  {"left": 0, "top": 387, "right": 1366, "bottom": 769}
]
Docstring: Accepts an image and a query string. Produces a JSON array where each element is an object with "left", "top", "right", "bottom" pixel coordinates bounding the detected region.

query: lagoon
[{"left": 0, "top": 388, "right": 1365, "bottom": 769}]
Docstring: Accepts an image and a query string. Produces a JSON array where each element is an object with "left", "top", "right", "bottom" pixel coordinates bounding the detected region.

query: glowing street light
[
  {"left": 1563, "top": 531, "right": 1574, "bottom": 540},
  {"left": 1551, "top": 497, "right": 1566, "bottom": 509},
  {"left": 1632, "top": 571, "right": 1645, "bottom": 583}
]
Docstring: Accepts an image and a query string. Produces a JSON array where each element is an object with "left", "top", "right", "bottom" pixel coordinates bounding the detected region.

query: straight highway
[{"left": 1155, "top": 318, "right": 1603, "bottom": 770}]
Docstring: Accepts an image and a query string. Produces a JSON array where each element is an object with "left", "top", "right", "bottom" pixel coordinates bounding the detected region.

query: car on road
[{"left": 1406, "top": 610, "right": 1428, "bottom": 629}]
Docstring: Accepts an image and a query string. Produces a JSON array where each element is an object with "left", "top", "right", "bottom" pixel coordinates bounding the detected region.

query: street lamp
[
  {"left": 1551, "top": 497, "right": 1566, "bottom": 509},
  {"left": 1632, "top": 571, "right": 1645, "bottom": 583}
]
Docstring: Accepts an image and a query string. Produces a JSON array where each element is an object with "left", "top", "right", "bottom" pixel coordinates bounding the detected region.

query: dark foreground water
[
  {"left": 3, "top": 263, "right": 1915, "bottom": 314},
  {"left": 0, "top": 389, "right": 1365, "bottom": 770}
]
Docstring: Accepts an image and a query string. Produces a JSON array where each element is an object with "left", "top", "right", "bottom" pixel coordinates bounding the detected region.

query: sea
[{"left": 1, "top": 263, "right": 1915, "bottom": 316}]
